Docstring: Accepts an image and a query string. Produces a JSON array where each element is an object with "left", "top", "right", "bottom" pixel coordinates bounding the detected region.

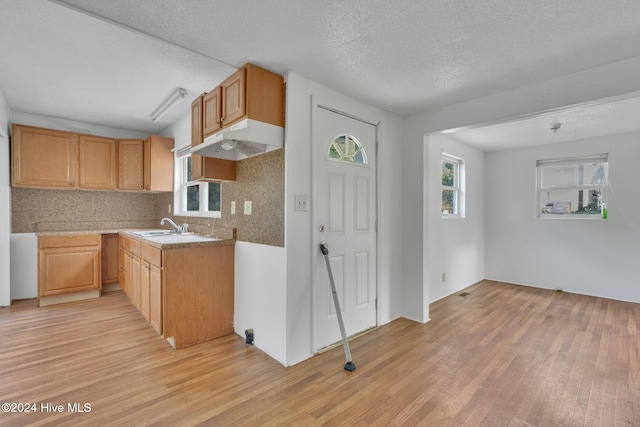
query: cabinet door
[
  {"left": 78, "top": 135, "right": 118, "bottom": 190},
  {"left": 118, "top": 139, "right": 144, "bottom": 190},
  {"left": 191, "top": 94, "right": 203, "bottom": 147},
  {"left": 149, "top": 264, "right": 162, "bottom": 335},
  {"left": 123, "top": 251, "right": 132, "bottom": 298},
  {"left": 140, "top": 260, "right": 150, "bottom": 321},
  {"left": 39, "top": 246, "right": 101, "bottom": 297},
  {"left": 203, "top": 87, "right": 222, "bottom": 137},
  {"left": 144, "top": 135, "right": 174, "bottom": 192},
  {"left": 192, "top": 155, "right": 236, "bottom": 182},
  {"left": 221, "top": 67, "right": 246, "bottom": 126},
  {"left": 118, "top": 248, "right": 125, "bottom": 291},
  {"left": 131, "top": 255, "right": 141, "bottom": 309},
  {"left": 101, "top": 234, "right": 119, "bottom": 285},
  {"left": 11, "top": 124, "right": 78, "bottom": 188}
]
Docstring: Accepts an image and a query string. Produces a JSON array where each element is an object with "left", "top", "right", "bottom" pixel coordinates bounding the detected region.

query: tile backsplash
[{"left": 11, "top": 148, "right": 284, "bottom": 247}]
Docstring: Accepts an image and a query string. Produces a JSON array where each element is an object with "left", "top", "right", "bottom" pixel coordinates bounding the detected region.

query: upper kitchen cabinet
[
  {"left": 191, "top": 94, "right": 204, "bottom": 147},
  {"left": 11, "top": 124, "right": 78, "bottom": 189},
  {"left": 118, "top": 135, "right": 174, "bottom": 192},
  {"left": 78, "top": 134, "right": 118, "bottom": 190},
  {"left": 191, "top": 63, "right": 285, "bottom": 151},
  {"left": 144, "top": 135, "right": 174, "bottom": 192},
  {"left": 221, "top": 67, "right": 246, "bottom": 127},
  {"left": 203, "top": 86, "right": 223, "bottom": 138},
  {"left": 191, "top": 154, "right": 236, "bottom": 182},
  {"left": 118, "top": 139, "right": 145, "bottom": 190}
]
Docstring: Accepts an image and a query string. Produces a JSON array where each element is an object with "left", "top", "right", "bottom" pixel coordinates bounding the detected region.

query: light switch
[
  {"left": 244, "top": 201, "right": 252, "bottom": 215},
  {"left": 231, "top": 201, "right": 236, "bottom": 215}
]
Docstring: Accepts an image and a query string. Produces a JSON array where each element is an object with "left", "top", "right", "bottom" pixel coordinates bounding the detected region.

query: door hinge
[
  {"left": 375, "top": 142, "right": 379, "bottom": 155},
  {"left": 375, "top": 219, "right": 378, "bottom": 232},
  {"left": 375, "top": 298, "right": 378, "bottom": 310}
]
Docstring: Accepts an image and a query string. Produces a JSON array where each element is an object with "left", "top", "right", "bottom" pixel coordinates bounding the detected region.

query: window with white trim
[
  {"left": 174, "top": 145, "right": 221, "bottom": 218},
  {"left": 536, "top": 154, "right": 607, "bottom": 218},
  {"left": 441, "top": 153, "right": 463, "bottom": 218}
]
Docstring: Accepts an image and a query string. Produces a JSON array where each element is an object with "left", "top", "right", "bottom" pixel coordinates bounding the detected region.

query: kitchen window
[
  {"left": 441, "top": 153, "right": 464, "bottom": 218},
  {"left": 174, "top": 144, "right": 221, "bottom": 218}
]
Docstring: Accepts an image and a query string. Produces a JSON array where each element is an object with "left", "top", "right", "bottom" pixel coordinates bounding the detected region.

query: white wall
[
  {"left": 0, "top": 89, "right": 10, "bottom": 306},
  {"left": 285, "top": 72, "right": 404, "bottom": 365},
  {"left": 402, "top": 55, "right": 640, "bottom": 322},
  {"left": 427, "top": 134, "right": 485, "bottom": 303},
  {"left": 9, "top": 233, "right": 37, "bottom": 300},
  {"left": 10, "top": 111, "right": 149, "bottom": 139},
  {"left": 486, "top": 132, "right": 640, "bottom": 302},
  {"left": 234, "top": 242, "right": 287, "bottom": 364}
]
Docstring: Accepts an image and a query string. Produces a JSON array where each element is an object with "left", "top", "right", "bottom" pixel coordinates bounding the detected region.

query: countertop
[{"left": 36, "top": 228, "right": 235, "bottom": 250}]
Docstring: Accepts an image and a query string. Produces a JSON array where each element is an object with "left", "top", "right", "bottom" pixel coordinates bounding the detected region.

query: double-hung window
[
  {"left": 174, "top": 144, "right": 221, "bottom": 218},
  {"left": 441, "top": 153, "right": 463, "bottom": 218},
  {"left": 536, "top": 154, "right": 607, "bottom": 218}
]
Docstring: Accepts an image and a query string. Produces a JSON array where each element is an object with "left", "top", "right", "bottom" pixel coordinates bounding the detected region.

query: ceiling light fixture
[{"left": 150, "top": 88, "right": 187, "bottom": 122}]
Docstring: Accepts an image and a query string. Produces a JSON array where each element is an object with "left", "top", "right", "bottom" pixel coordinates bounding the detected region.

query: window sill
[
  {"left": 175, "top": 211, "right": 222, "bottom": 219},
  {"left": 537, "top": 215, "right": 604, "bottom": 220}
]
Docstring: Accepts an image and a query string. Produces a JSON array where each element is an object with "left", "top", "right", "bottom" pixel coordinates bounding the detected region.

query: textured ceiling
[{"left": 2, "top": 0, "right": 640, "bottom": 141}]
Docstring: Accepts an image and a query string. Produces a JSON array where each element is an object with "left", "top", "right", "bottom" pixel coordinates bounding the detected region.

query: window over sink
[{"left": 174, "top": 144, "right": 221, "bottom": 218}]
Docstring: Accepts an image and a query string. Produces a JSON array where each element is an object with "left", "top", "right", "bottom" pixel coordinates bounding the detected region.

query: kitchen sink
[{"left": 130, "top": 230, "right": 176, "bottom": 237}]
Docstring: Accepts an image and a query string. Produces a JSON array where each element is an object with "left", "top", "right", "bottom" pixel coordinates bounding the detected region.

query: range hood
[{"left": 190, "top": 119, "right": 283, "bottom": 161}]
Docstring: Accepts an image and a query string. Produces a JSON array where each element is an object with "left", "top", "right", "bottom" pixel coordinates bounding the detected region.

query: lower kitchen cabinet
[
  {"left": 140, "top": 260, "right": 150, "bottom": 321},
  {"left": 119, "top": 233, "right": 233, "bottom": 348},
  {"left": 38, "top": 234, "right": 101, "bottom": 306},
  {"left": 119, "top": 236, "right": 163, "bottom": 334},
  {"left": 149, "top": 264, "right": 162, "bottom": 334}
]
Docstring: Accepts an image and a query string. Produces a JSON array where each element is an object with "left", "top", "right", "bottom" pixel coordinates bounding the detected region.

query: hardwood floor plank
[{"left": 1, "top": 281, "right": 639, "bottom": 426}]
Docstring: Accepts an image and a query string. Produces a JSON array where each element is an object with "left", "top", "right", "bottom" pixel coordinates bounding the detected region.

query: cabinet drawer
[
  {"left": 122, "top": 237, "right": 141, "bottom": 256},
  {"left": 39, "top": 234, "right": 100, "bottom": 249},
  {"left": 141, "top": 244, "right": 161, "bottom": 267}
]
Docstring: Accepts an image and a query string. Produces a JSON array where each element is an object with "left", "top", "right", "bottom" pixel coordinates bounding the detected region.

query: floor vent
[{"left": 458, "top": 292, "right": 470, "bottom": 297}]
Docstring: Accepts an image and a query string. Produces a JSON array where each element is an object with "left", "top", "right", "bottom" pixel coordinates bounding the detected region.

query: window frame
[
  {"left": 441, "top": 153, "right": 463, "bottom": 218},
  {"left": 536, "top": 154, "right": 608, "bottom": 219},
  {"left": 173, "top": 144, "right": 222, "bottom": 219}
]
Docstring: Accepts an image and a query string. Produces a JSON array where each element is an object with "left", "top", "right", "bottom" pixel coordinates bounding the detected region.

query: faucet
[{"left": 160, "top": 217, "right": 188, "bottom": 234}]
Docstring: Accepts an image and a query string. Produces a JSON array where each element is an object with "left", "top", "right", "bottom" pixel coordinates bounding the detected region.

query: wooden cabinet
[
  {"left": 118, "top": 139, "right": 144, "bottom": 190},
  {"left": 78, "top": 135, "right": 118, "bottom": 190},
  {"left": 119, "top": 235, "right": 163, "bottom": 334},
  {"left": 38, "top": 234, "right": 101, "bottom": 306},
  {"left": 191, "top": 94, "right": 204, "bottom": 147},
  {"left": 101, "top": 234, "right": 119, "bottom": 285},
  {"left": 149, "top": 264, "right": 162, "bottom": 334},
  {"left": 203, "top": 87, "right": 222, "bottom": 138},
  {"left": 144, "top": 135, "right": 174, "bottom": 192},
  {"left": 11, "top": 124, "right": 78, "bottom": 189},
  {"left": 191, "top": 154, "right": 236, "bottom": 182},
  {"left": 191, "top": 63, "right": 284, "bottom": 149},
  {"left": 118, "top": 135, "right": 174, "bottom": 192},
  {"left": 140, "top": 260, "right": 151, "bottom": 321},
  {"left": 221, "top": 67, "right": 246, "bottom": 127}
]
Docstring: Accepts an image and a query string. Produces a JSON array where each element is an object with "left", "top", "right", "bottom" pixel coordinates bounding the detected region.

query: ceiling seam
[{"left": 47, "top": 0, "right": 238, "bottom": 71}]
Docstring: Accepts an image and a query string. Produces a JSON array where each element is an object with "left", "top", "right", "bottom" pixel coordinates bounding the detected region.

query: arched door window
[{"left": 327, "top": 134, "right": 368, "bottom": 165}]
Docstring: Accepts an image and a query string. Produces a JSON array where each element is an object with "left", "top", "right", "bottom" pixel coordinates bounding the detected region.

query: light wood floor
[{"left": 0, "top": 280, "right": 638, "bottom": 426}]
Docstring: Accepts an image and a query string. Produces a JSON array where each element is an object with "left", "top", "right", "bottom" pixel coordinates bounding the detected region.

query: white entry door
[{"left": 313, "top": 106, "right": 377, "bottom": 350}]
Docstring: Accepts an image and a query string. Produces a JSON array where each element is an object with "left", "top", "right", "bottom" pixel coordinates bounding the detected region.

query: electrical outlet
[
  {"left": 230, "top": 201, "right": 236, "bottom": 214},
  {"left": 244, "top": 201, "right": 252, "bottom": 215},
  {"left": 295, "top": 194, "right": 309, "bottom": 212},
  {"left": 442, "top": 272, "right": 446, "bottom": 282},
  {"left": 168, "top": 204, "right": 171, "bottom": 214}
]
